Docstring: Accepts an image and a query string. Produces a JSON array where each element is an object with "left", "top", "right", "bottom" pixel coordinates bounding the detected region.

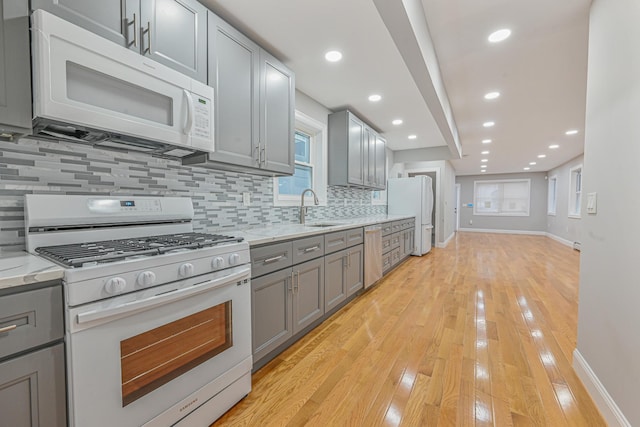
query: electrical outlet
[
  {"left": 469, "top": 220, "right": 473, "bottom": 225},
  {"left": 242, "top": 192, "right": 251, "bottom": 206}
]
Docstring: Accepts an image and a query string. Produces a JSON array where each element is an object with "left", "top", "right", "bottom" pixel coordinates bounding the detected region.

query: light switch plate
[{"left": 586, "top": 192, "right": 597, "bottom": 214}]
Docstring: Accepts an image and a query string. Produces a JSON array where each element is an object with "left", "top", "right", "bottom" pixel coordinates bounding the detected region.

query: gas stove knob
[
  {"left": 228, "top": 253, "right": 240, "bottom": 266},
  {"left": 179, "top": 263, "right": 195, "bottom": 277},
  {"left": 212, "top": 256, "right": 225, "bottom": 270},
  {"left": 137, "top": 271, "right": 156, "bottom": 287},
  {"left": 105, "top": 277, "right": 126, "bottom": 295}
]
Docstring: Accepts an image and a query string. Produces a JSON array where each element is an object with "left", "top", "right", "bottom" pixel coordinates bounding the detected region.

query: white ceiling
[{"left": 202, "top": 0, "right": 591, "bottom": 176}]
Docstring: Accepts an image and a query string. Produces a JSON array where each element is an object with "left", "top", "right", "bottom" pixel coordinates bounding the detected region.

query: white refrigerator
[{"left": 387, "top": 176, "right": 434, "bottom": 255}]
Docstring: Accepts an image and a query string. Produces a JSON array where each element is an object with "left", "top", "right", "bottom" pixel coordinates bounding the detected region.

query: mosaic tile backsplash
[{"left": 0, "top": 138, "right": 386, "bottom": 249}]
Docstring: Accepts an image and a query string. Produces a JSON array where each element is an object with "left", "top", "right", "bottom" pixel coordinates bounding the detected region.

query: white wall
[
  {"left": 546, "top": 155, "right": 583, "bottom": 245},
  {"left": 575, "top": 0, "right": 640, "bottom": 425}
]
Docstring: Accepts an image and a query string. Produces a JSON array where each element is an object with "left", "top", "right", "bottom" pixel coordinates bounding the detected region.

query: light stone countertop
[
  {"left": 0, "top": 250, "right": 64, "bottom": 291},
  {"left": 235, "top": 214, "right": 415, "bottom": 246}
]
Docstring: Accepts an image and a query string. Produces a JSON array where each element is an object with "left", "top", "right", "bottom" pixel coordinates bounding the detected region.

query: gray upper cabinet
[
  {"left": 140, "top": 0, "right": 207, "bottom": 82},
  {"left": 188, "top": 13, "right": 295, "bottom": 175},
  {"left": 259, "top": 49, "right": 295, "bottom": 175},
  {"left": 32, "top": 0, "right": 207, "bottom": 82},
  {"left": 0, "top": 0, "right": 32, "bottom": 137},
  {"left": 329, "top": 110, "right": 386, "bottom": 189},
  {"left": 207, "top": 12, "right": 260, "bottom": 169}
]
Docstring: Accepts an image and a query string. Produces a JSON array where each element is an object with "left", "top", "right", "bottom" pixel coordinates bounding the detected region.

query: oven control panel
[{"left": 87, "top": 198, "right": 162, "bottom": 213}]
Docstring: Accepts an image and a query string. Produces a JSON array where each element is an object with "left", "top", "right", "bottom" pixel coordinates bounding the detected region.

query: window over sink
[{"left": 273, "top": 111, "right": 327, "bottom": 206}]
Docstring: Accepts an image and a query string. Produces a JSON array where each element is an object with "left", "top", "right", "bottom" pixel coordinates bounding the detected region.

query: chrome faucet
[{"left": 299, "top": 188, "right": 320, "bottom": 224}]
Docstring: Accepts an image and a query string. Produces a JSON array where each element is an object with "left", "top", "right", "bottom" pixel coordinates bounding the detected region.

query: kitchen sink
[{"left": 305, "top": 223, "right": 339, "bottom": 228}]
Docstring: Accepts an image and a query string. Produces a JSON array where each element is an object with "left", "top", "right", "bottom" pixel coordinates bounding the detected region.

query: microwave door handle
[
  {"left": 183, "top": 89, "right": 195, "bottom": 135},
  {"left": 76, "top": 267, "right": 250, "bottom": 325}
]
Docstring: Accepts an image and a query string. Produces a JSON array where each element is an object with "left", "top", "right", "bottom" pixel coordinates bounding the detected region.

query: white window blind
[
  {"left": 568, "top": 165, "right": 583, "bottom": 218},
  {"left": 548, "top": 176, "right": 558, "bottom": 215},
  {"left": 473, "top": 179, "right": 531, "bottom": 216}
]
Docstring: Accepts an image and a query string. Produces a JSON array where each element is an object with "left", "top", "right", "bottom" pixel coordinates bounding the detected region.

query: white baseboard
[
  {"left": 457, "top": 228, "right": 547, "bottom": 236},
  {"left": 573, "top": 349, "right": 631, "bottom": 427},
  {"left": 545, "top": 233, "right": 574, "bottom": 248},
  {"left": 437, "top": 232, "right": 455, "bottom": 248}
]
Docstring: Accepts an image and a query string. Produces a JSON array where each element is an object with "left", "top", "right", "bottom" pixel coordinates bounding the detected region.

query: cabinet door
[
  {"left": 208, "top": 12, "right": 260, "bottom": 169},
  {"left": 251, "top": 268, "right": 293, "bottom": 362},
  {"left": 0, "top": 344, "right": 66, "bottom": 427},
  {"left": 260, "top": 49, "right": 295, "bottom": 174},
  {"left": 366, "top": 128, "right": 377, "bottom": 187},
  {"left": 324, "top": 250, "right": 346, "bottom": 312},
  {"left": 292, "top": 258, "right": 324, "bottom": 334},
  {"left": 345, "top": 244, "right": 364, "bottom": 297},
  {"left": 0, "top": 1, "right": 31, "bottom": 135},
  {"left": 31, "top": 0, "right": 137, "bottom": 48},
  {"left": 347, "top": 114, "right": 364, "bottom": 185},
  {"left": 140, "top": 0, "right": 207, "bottom": 82},
  {"left": 375, "top": 135, "right": 387, "bottom": 189}
]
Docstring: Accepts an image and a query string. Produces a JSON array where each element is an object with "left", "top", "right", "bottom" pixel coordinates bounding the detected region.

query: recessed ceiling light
[
  {"left": 481, "top": 159, "right": 488, "bottom": 163},
  {"left": 392, "top": 119, "right": 403, "bottom": 126},
  {"left": 408, "top": 134, "right": 417, "bottom": 140},
  {"left": 549, "top": 144, "right": 560, "bottom": 149},
  {"left": 481, "top": 170, "right": 487, "bottom": 173},
  {"left": 483, "top": 121, "right": 495, "bottom": 128},
  {"left": 488, "top": 29, "right": 512, "bottom": 43},
  {"left": 481, "top": 150, "right": 490, "bottom": 155},
  {"left": 565, "top": 129, "right": 579, "bottom": 135},
  {"left": 537, "top": 154, "right": 546, "bottom": 158},
  {"left": 368, "top": 94, "right": 382, "bottom": 102},
  {"left": 484, "top": 91, "right": 500, "bottom": 100},
  {"left": 482, "top": 139, "right": 492, "bottom": 144},
  {"left": 529, "top": 162, "right": 537, "bottom": 165},
  {"left": 523, "top": 167, "right": 530, "bottom": 171},
  {"left": 324, "top": 50, "right": 342, "bottom": 62},
  {"left": 481, "top": 165, "right": 487, "bottom": 168}
]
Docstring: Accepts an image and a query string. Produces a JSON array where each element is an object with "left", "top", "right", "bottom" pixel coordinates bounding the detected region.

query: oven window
[{"left": 120, "top": 301, "right": 232, "bottom": 406}]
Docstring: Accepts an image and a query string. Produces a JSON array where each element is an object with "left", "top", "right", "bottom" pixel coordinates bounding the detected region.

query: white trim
[
  {"left": 573, "top": 349, "right": 631, "bottom": 427},
  {"left": 273, "top": 111, "right": 328, "bottom": 207},
  {"left": 458, "top": 228, "right": 546, "bottom": 236},
  {"left": 437, "top": 231, "right": 455, "bottom": 248},
  {"left": 545, "top": 233, "right": 574, "bottom": 248}
]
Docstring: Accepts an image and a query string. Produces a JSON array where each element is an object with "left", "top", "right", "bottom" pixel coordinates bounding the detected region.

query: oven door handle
[{"left": 76, "top": 267, "right": 250, "bottom": 325}]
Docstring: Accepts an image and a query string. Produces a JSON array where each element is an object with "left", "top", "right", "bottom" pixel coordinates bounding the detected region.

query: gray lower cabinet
[
  {"left": 325, "top": 243, "right": 364, "bottom": 311},
  {"left": 0, "top": 282, "right": 66, "bottom": 427},
  {"left": 251, "top": 268, "right": 293, "bottom": 363},
  {"left": 32, "top": 0, "right": 208, "bottom": 82},
  {"left": 0, "top": 344, "right": 66, "bottom": 427},
  {"left": 251, "top": 248, "right": 324, "bottom": 363},
  {"left": 0, "top": 0, "right": 32, "bottom": 137}
]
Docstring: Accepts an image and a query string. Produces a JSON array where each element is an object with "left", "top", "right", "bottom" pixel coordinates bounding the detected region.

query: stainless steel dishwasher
[{"left": 364, "top": 225, "right": 383, "bottom": 289}]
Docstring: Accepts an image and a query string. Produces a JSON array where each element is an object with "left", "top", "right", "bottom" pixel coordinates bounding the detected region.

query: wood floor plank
[{"left": 212, "top": 233, "right": 606, "bottom": 426}]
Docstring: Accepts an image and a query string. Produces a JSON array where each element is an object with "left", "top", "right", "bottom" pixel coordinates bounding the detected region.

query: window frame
[
  {"left": 568, "top": 165, "right": 583, "bottom": 218},
  {"left": 547, "top": 175, "right": 558, "bottom": 216},
  {"left": 473, "top": 178, "right": 531, "bottom": 217},
  {"left": 273, "top": 111, "right": 327, "bottom": 206}
]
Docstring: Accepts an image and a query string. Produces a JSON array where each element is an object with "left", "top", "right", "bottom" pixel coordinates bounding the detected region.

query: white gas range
[{"left": 24, "top": 195, "right": 252, "bottom": 427}]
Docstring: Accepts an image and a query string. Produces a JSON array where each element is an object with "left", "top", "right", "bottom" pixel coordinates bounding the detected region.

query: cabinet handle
[
  {"left": 143, "top": 21, "right": 151, "bottom": 54},
  {"left": 260, "top": 146, "right": 266, "bottom": 165},
  {"left": 263, "top": 255, "right": 284, "bottom": 264},
  {"left": 295, "top": 271, "right": 300, "bottom": 293},
  {"left": 0, "top": 324, "right": 17, "bottom": 334},
  {"left": 289, "top": 272, "right": 294, "bottom": 293},
  {"left": 303, "top": 245, "right": 320, "bottom": 253},
  {"left": 126, "top": 13, "right": 138, "bottom": 47}
]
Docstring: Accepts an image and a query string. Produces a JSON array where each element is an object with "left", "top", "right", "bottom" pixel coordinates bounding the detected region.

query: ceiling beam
[{"left": 373, "top": 0, "right": 462, "bottom": 159}]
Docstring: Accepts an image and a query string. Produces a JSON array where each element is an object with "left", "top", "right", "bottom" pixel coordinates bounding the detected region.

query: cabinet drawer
[
  {"left": 0, "top": 285, "right": 63, "bottom": 360},
  {"left": 392, "top": 220, "right": 404, "bottom": 233},
  {"left": 251, "top": 242, "right": 293, "bottom": 278},
  {"left": 382, "top": 252, "right": 392, "bottom": 273},
  {"left": 382, "top": 234, "right": 393, "bottom": 254},
  {"left": 390, "top": 232, "right": 401, "bottom": 250},
  {"left": 345, "top": 227, "right": 363, "bottom": 247},
  {"left": 381, "top": 222, "right": 394, "bottom": 236},
  {"left": 401, "top": 218, "right": 415, "bottom": 230},
  {"left": 325, "top": 231, "right": 347, "bottom": 254},
  {"left": 390, "top": 247, "right": 402, "bottom": 267},
  {"left": 292, "top": 235, "right": 325, "bottom": 264}
]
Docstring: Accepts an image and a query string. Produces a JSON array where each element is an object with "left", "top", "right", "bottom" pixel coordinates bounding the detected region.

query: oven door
[{"left": 66, "top": 265, "right": 251, "bottom": 427}]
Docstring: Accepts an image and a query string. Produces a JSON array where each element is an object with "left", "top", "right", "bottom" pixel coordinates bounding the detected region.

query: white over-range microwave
[{"left": 30, "top": 9, "right": 214, "bottom": 157}]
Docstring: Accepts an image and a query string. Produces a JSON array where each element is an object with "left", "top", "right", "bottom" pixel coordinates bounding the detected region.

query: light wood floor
[{"left": 213, "top": 232, "right": 605, "bottom": 426}]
